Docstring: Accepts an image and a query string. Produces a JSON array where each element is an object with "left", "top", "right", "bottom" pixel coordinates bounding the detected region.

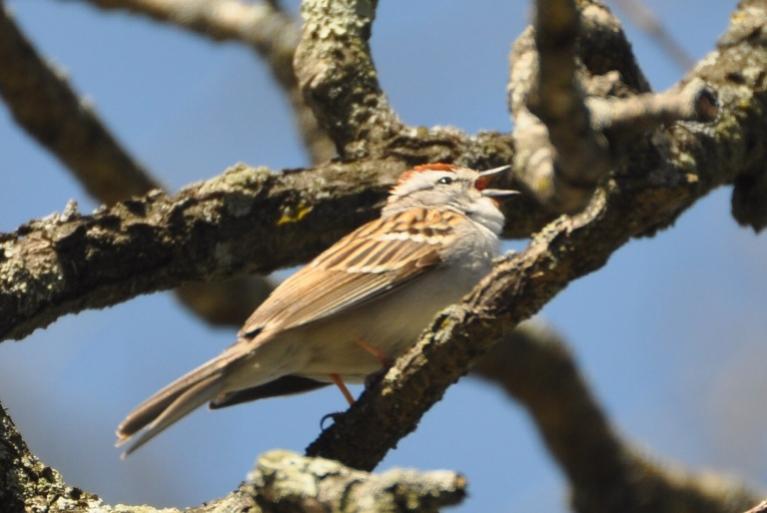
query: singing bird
[{"left": 116, "top": 163, "right": 516, "bottom": 456}]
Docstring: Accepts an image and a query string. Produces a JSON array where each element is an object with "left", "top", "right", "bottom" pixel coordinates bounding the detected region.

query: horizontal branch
[
  {"left": 0, "top": 143, "right": 544, "bottom": 343},
  {"left": 248, "top": 450, "right": 465, "bottom": 513},
  {"left": 0, "top": 2, "right": 275, "bottom": 328},
  {"left": 304, "top": 0, "right": 767, "bottom": 470},
  {"left": 588, "top": 77, "right": 719, "bottom": 131}
]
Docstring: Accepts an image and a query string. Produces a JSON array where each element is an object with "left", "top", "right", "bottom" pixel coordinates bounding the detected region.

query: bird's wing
[{"left": 238, "top": 207, "right": 465, "bottom": 338}]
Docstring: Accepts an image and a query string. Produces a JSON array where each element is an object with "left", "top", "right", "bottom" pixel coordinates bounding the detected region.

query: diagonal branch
[
  {"left": 0, "top": 3, "right": 272, "bottom": 327},
  {"left": 611, "top": 0, "right": 695, "bottom": 70},
  {"left": 0, "top": 2, "right": 155, "bottom": 203},
  {"left": 473, "top": 323, "right": 760, "bottom": 513},
  {"left": 74, "top": 0, "right": 335, "bottom": 163},
  {"left": 304, "top": 0, "right": 767, "bottom": 469}
]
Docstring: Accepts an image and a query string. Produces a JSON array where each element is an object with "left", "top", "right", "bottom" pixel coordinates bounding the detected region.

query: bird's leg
[
  {"left": 355, "top": 337, "right": 393, "bottom": 389},
  {"left": 329, "top": 373, "right": 355, "bottom": 406},
  {"left": 355, "top": 338, "right": 391, "bottom": 367}
]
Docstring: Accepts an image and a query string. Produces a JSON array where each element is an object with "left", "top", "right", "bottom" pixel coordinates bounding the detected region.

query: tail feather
[
  {"left": 116, "top": 350, "right": 240, "bottom": 456},
  {"left": 119, "top": 374, "right": 222, "bottom": 458}
]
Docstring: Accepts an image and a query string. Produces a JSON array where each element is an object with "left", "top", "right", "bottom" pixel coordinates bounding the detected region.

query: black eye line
[{"left": 437, "top": 176, "right": 454, "bottom": 185}]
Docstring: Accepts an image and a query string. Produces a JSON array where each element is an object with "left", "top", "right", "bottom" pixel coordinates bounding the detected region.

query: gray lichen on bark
[{"left": 2, "top": 0, "right": 767, "bottom": 512}]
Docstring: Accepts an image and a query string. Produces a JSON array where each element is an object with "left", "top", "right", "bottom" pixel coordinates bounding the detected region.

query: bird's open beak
[
  {"left": 482, "top": 188, "right": 520, "bottom": 197},
  {"left": 478, "top": 165, "right": 511, "bottom": 178},
  {"left": 477, "top": 165, "right": 519, "bottom": 197}
]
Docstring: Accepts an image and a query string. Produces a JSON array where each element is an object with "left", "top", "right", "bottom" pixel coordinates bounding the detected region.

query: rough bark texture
[
  {"left": 294, "top": 0, "right": 402, "bottom": 158},
  {"left": 1, "top": 402, "right": 462, "bottom": 513},
  {"left": 304, "top": 0, "right": 767, "bottom": 470},
  {"left": 2, "top": 0, "right": 767, "bottom": 512},
  {"left": 0, "top": 1, "right": 274, "bottom": 328},
  {"left": 0, "top": 143, "right": 546, "bottom": 343}
]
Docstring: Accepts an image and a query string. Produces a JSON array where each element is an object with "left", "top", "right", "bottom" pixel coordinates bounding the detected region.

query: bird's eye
[{"left": 437, "top": 176, "right": 453, "bottom": 185}]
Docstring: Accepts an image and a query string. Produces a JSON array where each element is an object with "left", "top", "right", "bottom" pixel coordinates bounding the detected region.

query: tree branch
[
  {"left": 294, "top": 0, "right": 403, "bottom": 158},
  {"left": 509, "top": 0, "right": 648, "bottom": 213},
  {"left": 529, "top": 0, "right": 612, "bottom": 197},
  {"left": 0, "top": 146, "right": 546, "bottom": 343},
  {"left": 74, "top": 0, "right": 335, "bottom": 163},
  {"left": 473, "top": 322, "right": 760, "bottom": 513},
  {"left": 249, "top": 450, "right": 465, "bottom": 513},
  {"left": 0, "top": 2, "right": 272, "bottom": 328},
  {"left": 611, "top": 0, "right": 695, "bottom": 70},
  {"left": 304, "top": 0, "right": 767, "bottom": 469},
  {"left": 588, "top": 77, "right": 719, "bottom": 131},
  {"left": 509, "top": 0, "right": 718, "bottom": 214},
  {"left": 0, "top": 401, "right": 463, "bottom": 513},
  {"left": 0, "top": 2, "right": 155, "bottom": 203}
]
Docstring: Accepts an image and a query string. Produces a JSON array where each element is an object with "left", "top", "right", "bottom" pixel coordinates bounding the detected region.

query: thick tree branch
[
  {"left": 305, "top": 0, "right": 767, "bottom": 469},
  {"left": 75, "top": 0, "right": 335, "bottom": 163},
  {"left": 294, "top": 0, "right": 403, "bottom": 158},
  {"left": 510, "top": 0, "right": 717, "bottom": 214},
  {"left": 473, "top": 323, "right": 760, "bottom": 513},
  {"left": 249, "top": 450, "right": 465, "bottom": 513},
  {"left": 509, "top": 1, "right": 648, "bottom": 213},
  {"left": 0, "top": 147, "right": 544, "bottom": 343},
  {"left": 529, "top": 0, "right": 612, "bottom": 197}
]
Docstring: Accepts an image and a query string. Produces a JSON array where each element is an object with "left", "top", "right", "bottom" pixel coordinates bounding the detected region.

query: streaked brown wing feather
[{"left": 238, "top": 208, "right": 463, "bottom": 338}]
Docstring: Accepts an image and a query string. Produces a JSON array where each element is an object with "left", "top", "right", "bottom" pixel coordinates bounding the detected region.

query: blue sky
[{"left": 1, "top": 1, "right": 762, "bottom": 512}]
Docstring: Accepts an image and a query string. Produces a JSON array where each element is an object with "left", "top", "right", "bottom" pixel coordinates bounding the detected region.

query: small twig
[
  {"left": 611, "top": 0, "right": 696, "bottom": 71},
  {"left": 588, "top": 77, "right": 719, "bottom": 131},
  {"left": 473, "top": 322, "right": 760, "bottom": 513},
  {"left": 294, "top": 0, "right": 403, "bottom": 158}
]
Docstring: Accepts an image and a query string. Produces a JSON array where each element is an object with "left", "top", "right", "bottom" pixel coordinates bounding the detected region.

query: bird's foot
[{"left": 319, "top": 411, "right": 344, "bottom": 430}]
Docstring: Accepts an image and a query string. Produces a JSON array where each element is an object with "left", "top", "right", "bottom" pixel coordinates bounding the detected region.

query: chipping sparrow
[{"left": 116, "top": 163, "right": 516, "bottom": 456}]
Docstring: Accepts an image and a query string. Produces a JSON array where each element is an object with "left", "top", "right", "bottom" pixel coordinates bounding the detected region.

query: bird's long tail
[{"left": 116, "top": 352, "right": 235, "bottom": 457}]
